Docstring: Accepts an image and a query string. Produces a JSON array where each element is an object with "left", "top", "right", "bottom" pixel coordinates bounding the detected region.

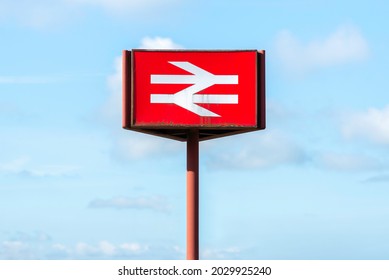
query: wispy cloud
[
  {"left": 0, "top": 0, "right": 73, "bottom": 28},
  {"left": 201, "top": 246, "right": 242, "bottom": 259},
  {"left": 275, "top": 24, "right": 369, "bottom": 75},
  {"left": 315, "top": 152, "right": 382, "bottom": 172},
  {"left": 114, "top": 132, "right": 181, "bottom": 160},
  {"left": 50, "top": 241, "right": 182, "bottom": 259},
  {"left": 363, "top": 173, "right": 389, "bottom": 184},
  {"left": 0, "top": 231, "right": 52, "bottom": 260},
  {"left": 67, "top": 0, "right": 179, "bottom": 16},
  {"left": 207, "top": 130, "right": 308, "bottom": 170},
  {"left": 341, "top": 105, "right": 389, "bottom": 145},
  {"left": 0, "top": 0, "right": 179, "bottom": 27},
  {"left": 0, "top": 232, "right": 270, "bottom": 259},
  {"left": 1, "top": 237, "right": 152, "bottom": 259},
  {"left": 1, "top": 241, "right": 33, "bottom": 260},
  {"left": 88, "top": 196, "right": 171, "bottom": 213},
  {"left": 8, "top": 231, "right": 52, "bottom": 243},
  {"left": 0, "top": 230, "right": 184, "bottom": 259},
  {"left": 53, "top": 241, "right": 187, "bottom": 260},
  {"left": 0, "top": 157, "right": 79, "bottom": 178},
  {"left": 0, "top": 76, "right": 60, "bottom": 84}
]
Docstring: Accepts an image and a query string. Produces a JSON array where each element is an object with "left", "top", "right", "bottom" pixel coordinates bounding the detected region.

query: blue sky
[{"left": 1, "top": 0, "right": 389, "bottom": 259}]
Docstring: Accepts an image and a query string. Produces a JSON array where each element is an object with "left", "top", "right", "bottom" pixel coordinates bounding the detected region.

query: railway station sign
[{"left": 122, "top": 50, "right": 265, "bottom": 141}]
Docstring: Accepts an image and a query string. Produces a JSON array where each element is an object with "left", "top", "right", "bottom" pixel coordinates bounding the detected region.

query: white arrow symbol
[{"left": 150, "top": 61, "right": 238, "bottom": 117}]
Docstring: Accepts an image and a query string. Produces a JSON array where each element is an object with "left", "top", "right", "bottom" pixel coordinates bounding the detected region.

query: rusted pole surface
[{"left": 186, "top": 129, "right": 199, "bottom": 260}]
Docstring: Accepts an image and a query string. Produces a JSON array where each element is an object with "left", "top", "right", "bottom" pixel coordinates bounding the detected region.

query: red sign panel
[{"left": 123, "top": 50, "right": 265, "bottom": 141}]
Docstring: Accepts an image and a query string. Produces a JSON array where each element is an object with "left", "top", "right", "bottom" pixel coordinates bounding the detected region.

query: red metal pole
[{"left": 187, "top": 129, "right": 199, "bottom": 260}]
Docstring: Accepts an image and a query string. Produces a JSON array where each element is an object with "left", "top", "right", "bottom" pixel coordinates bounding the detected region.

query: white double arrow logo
[{"left": 150, "top": 62, "right": 239, "bottom": 117}]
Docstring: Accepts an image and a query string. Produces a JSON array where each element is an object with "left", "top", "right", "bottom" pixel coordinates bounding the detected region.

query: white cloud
[
  {"left": 67, "top": 0, "right": 178, "bottom": 15},
  {"left": 0, "top": 157, "right": 30, "bottom": 173},
  {"left": 0, "top": 157, "right": 79, "bottom": 177},
  {"left": 98, "top": 241, "right": 116, "bottom": 256},
  {"left": 0, "top": 232, "right": 174, "bottom": 259},
  {"left": 0, "top": 231, "right": 52, "bottom": 259},
  {"left": 114, "top": 132, "right": 181, "bottom": 160},
  {"left": 207, "top": 130, "right": 307, "bottom": 170},
  {"left": 51, "top": 243, "right": 72, "bottom": 255},
  {"left": 75, "top": 242, "right": 98, "bottom": 256},
  {"left": 276, "top": 24, "right": 369, "bottom": 75},
  {"left": 120, "top": 243, "right": 149, "bottom": 253},
  {"left": 139, "top": 36, "right": 183, "bottom": 49},
  {"left": 1, "top": 241, "right": 30, "bottom": 259},
  {"left": 316, "top": 152, "right": 381, "bottom": 172},
  {"left": 88, "top": 195, "right": 171, "bottom": 212},
  {"left": 202, "top": 246, "right": 242, "bottom": 259},
  {"left": 66, "top": 241, "right": 150, "bottom": 258},
  {"left": 341, "top": 105, "right": 389, "bottom": 145}
]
